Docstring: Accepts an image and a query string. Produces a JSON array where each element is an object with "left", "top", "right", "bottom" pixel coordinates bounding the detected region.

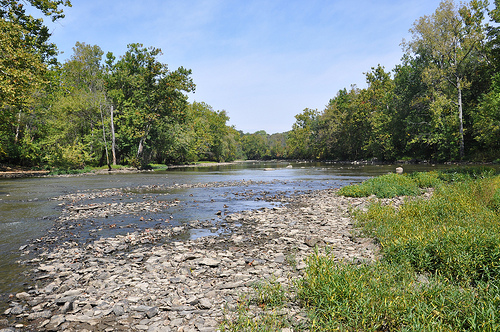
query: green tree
[
  {"left": 286, "top": 108, "right": 320, "bottom": 159},
  {"left": 362, "top": 65, "right": 396, "bottom": 160},
  {"left": 241, "top": 131, "right": 269, "bottom": 160},
  {"left": 44, "top": 42, "right": 109, "bottom": 168},
  {"left": 402, "top": 0, "right": 488, "bottom": 159},
  {"left": 318, "top": 87, "right": 371, "bottom": 160},
  {"left": 1, "top": 0, "right": 72, "bottom": 63},
  {"left": 474, "top": 72, "right": 500, "bottom": 159},
  {"left": 0, "top": 19, "right": 47, "bottom": 160},
  {"left": 0, "top": 0, "right": 71, "bottom": 163},
  {"left": 186, "top": 102, "right": 237, "bottom": 162},
  {"left": 106, "top": 43, "right": 195, "bottom": 166}
]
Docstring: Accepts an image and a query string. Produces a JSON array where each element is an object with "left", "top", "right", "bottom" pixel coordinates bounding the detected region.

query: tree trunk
[
  {"left": 14, "top": 111, "right": 21, "bottom": 143},
  {"left": 99, "top": 105, "right": 111, "bottom": 170},
  {"left": 136, "top": 123, "right": 151, "bottom": 161},
  {"left": 110, "top": 105, "right": 117, "bottom": 165},
  {"left": 458, "top": 78, "right": 464, "bottom": 159}
]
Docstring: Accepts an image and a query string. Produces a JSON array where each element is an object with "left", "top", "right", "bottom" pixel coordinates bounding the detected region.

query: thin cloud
[{"left": 43, "top": 0, "right": 444, "bottom": 133}]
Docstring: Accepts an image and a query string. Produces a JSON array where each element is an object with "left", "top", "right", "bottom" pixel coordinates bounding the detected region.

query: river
[{"left": 0, "top": 161, "right": 450, "bottom": 307}]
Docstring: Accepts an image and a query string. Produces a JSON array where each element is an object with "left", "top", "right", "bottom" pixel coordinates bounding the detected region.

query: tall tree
[
  {"left": 286, "top": 108, "right": 320, "bottom": 159},
  {"left": 106, "top": 43, "right": 195, "bottom": 166},
  {"left": 45, "top": 42, "right": 109, "bottom": 168},
  {"left": 402, "top": 0, "right": 488, "bottom": 159},
  {"left": 0, "top": 0, "right": 71, "bottom": 163},
  {"left": 1, "top": 0, "right": 72, "bottom": 63}
]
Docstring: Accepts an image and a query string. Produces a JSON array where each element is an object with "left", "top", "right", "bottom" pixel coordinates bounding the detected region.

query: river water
[{"left": 0, "top": 161, "right": 450, "bottom": 306}]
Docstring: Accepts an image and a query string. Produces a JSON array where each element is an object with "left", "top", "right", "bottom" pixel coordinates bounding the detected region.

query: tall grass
[
  {"left": 297, "top": 252, "right": 500, "bottom": 331},
  {"left": 338, "top": 173, "right": 422, "bottom": 198},
  {"left": 222, "top": 168, "right": 500, "bottom": 331},
  {"left": 358, "top": 176, "right": 500, "bottom": 283}
]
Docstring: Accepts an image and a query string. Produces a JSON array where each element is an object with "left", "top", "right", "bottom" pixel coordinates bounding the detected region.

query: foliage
[
  {"left": 240, "top": 131, "right": 286, "bottom": 160},
  {"left": 297, "top": 253, "right": 500, "bottom": 331},
  {"left": 0, "top": 0, "right": 72, "bottom": 63},
  {"left": 186, "top": 102, "right": 238, "bottom": 162},
  {"left": 474, "top": 72, "right": 500, "bottom": 159},
  {"left": 286, "top": 108, "right": 320, "bottom": 159},
  {"left": 402, "top": 0, "right": 488, "bottom": 159},
  {"left": 356, "top": 175, "right": 500, "bottom": 283},
  {"left": 220, "top": 296, "right": 292, "bottom": 332},
  {"left": 338, "top": 173, "right": 422, "bottom": 198},
  {"left": 6, "top": 0, "right": 500, "bottom": 167},
  {"left": 220, "top": 280, "right": 295, "bottom": 332},
  {"left": 105, "top": 43, "right": 195, "bottom": 166}
]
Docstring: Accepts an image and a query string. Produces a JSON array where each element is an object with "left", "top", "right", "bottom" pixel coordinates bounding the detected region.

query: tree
[
  {"left": 0, "top": 0, "right": 71, "bottom": 163},
  {"left": 286, "top": 108, "right": 320, "bottom": 159},
  {"left": 361, "top": 65, "right": 396, "bottom": 160},
  {"left": 402, "top": 0, "right": 488, "bottom": 159},
  {"left": 0, "top": 20, "right": 47, "bottom": 159},
  {"left": 474, "top": 72, "right": 500, "bottom": 159},
  {"left": 241, "top": 131, "right": 269, "bottom": 160},
  {"left": 318, "top": 87, "right": 371, "bottom": 160},
  {"left": 1, "top": 0, "right": 72, "bottom": 63},
  {"left": 106, "top": 43, "right": 195, "bottom": 166},
  {"left": 44, "top": 42, "right": 109, "bottom": 168}
]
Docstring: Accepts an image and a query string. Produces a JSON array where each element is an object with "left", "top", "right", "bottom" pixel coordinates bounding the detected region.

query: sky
[{"left": 40, "top": 0, "right": 445, "bottom": 134}]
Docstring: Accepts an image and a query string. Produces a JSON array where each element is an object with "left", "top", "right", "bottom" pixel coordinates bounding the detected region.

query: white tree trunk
[
  {"left": 110, "top": 105, "right": 116, "bottom": 165},
  {"left": 458, "top": 78, "right": 464, "bottom": 159}
]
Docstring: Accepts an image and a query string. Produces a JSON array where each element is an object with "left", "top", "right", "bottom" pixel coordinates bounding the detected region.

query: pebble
[{"left": 0, "top": 186, "right": 415, "bottom": 331}]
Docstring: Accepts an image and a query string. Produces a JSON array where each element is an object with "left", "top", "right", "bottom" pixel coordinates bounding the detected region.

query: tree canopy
[{"left": 4, "top": 0, "right": 500, "bottom": 168}]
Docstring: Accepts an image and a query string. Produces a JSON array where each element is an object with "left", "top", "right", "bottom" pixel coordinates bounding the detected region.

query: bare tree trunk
[
  {"left": 14, "top": 111, "right": 21, "bottom": 143},
  {"left": 136, "top": 124, "right": 151, "bottom": 163},
  {"left": 458, "top": 78, "right": 464, "bottom": 159},
  {"left": 110, "top": 105, "right": 116, "bottom": 165},
  {"left": 99, "top": 105, "right": 111, "bottom": 170}
]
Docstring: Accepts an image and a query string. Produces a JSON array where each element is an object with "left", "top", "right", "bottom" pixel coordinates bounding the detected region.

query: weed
[
  {"left": 253, "top": 278, "right": 287, "bottom": 308},
  {"left": 297, "top": 253, "right": 500, "bottom": 331},
  {"left": 338, "top": 173, "right": 421, "bottom": 198}
]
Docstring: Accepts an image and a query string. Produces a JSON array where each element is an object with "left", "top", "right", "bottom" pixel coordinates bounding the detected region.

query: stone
[
  {"left": 198, "top": 298, "right": 212, "bottom": 309},
  {"left": 6, "top": 183, "right": 383, "bottom": 331},
  {"left": 197, "top": 258, "right": 220, "bottom": 267},
  {"left": 46, "top": 314, "right": 66, "bottom": 330},
  {"left": 15, "top": 292, "right": 30, "bottom": 300}
]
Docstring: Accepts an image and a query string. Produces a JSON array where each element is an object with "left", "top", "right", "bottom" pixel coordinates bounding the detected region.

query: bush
[
  {"left": 297, "top": 252, "right": 500, "bottom": 331},
  {"left": 338, "top": 173, "right": 421, "bottom": 198},
  {"left": 357, "top": 177, "right": 500, "bottom": 283}
]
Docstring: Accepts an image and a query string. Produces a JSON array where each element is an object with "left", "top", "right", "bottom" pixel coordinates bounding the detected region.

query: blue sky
[{"left": 42, "top": 0, "right": 444, "bottom": 134}]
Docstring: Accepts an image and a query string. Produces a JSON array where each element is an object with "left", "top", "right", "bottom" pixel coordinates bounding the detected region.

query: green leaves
[{"left": 106, "top": 43, "right": 195, "bottom": 165}]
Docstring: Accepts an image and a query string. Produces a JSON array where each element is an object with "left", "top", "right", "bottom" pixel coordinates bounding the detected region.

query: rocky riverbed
[{"left": 0, "top": 186, "right": 391, "bottom": 332}]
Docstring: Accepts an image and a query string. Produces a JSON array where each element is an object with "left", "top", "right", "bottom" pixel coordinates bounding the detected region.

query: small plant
[
  {"left": 408, "top": 170, "right": 442, "bottom": 188},
  {"left": 220, "top": 293, "right": 292, "bottom": 332},
  {"left": 286, "top": 249, "right": 298, "bottom": 269},
  {"left": 254, "top": 279, "right": 287, "bottom": 308}
]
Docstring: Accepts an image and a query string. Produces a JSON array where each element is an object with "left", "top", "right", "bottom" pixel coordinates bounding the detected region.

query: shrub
[
  {"left": 357, "top": 177, "right": 500, "bottom": 283},
  {"left": 338, "top": 173, "right": 421, "bottom": 198},
  {"left": 297, "top": 252, "right": 500, "bottom": 331}
]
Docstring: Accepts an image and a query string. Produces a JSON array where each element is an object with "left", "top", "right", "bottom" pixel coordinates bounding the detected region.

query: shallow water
[{"left": 0, "top": 161, "right": 450, "bottom": 302}]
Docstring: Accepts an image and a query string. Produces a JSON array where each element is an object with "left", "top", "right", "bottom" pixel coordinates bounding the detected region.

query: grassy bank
[{"left": 222, "top": 167, "right": 500, "bottom": 331}]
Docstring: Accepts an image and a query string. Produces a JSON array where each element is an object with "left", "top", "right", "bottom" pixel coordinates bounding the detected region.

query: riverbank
[{"left": 0, "top": 187, "right": 389, "bottom": 331}]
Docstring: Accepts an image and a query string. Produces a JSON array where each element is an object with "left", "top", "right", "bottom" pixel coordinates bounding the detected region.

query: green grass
[
  {"left": 357, "top": 177, "right": 500, "bottom": 283},
  {"left": 222, "top": 168, "right": 500, "bottom": 331},
  {"left": 338, "top": 172, "right": 422, "bottom": 198},
  {"left": 46, "top": 166, "right": 93, "bottom": 175},
  {"left": 338, "top": 166, "right": 500, "bottom": 198},
  {"left": 297, "top": 253, "right": 500, "bottom": 331},
  {"left": 220, "top": 280, "right": 294, "bottom": 332}
]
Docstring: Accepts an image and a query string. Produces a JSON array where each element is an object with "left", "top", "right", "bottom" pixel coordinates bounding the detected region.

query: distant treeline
[{"left": 2, "top": 0, "right": 500, "bottom": 169}]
